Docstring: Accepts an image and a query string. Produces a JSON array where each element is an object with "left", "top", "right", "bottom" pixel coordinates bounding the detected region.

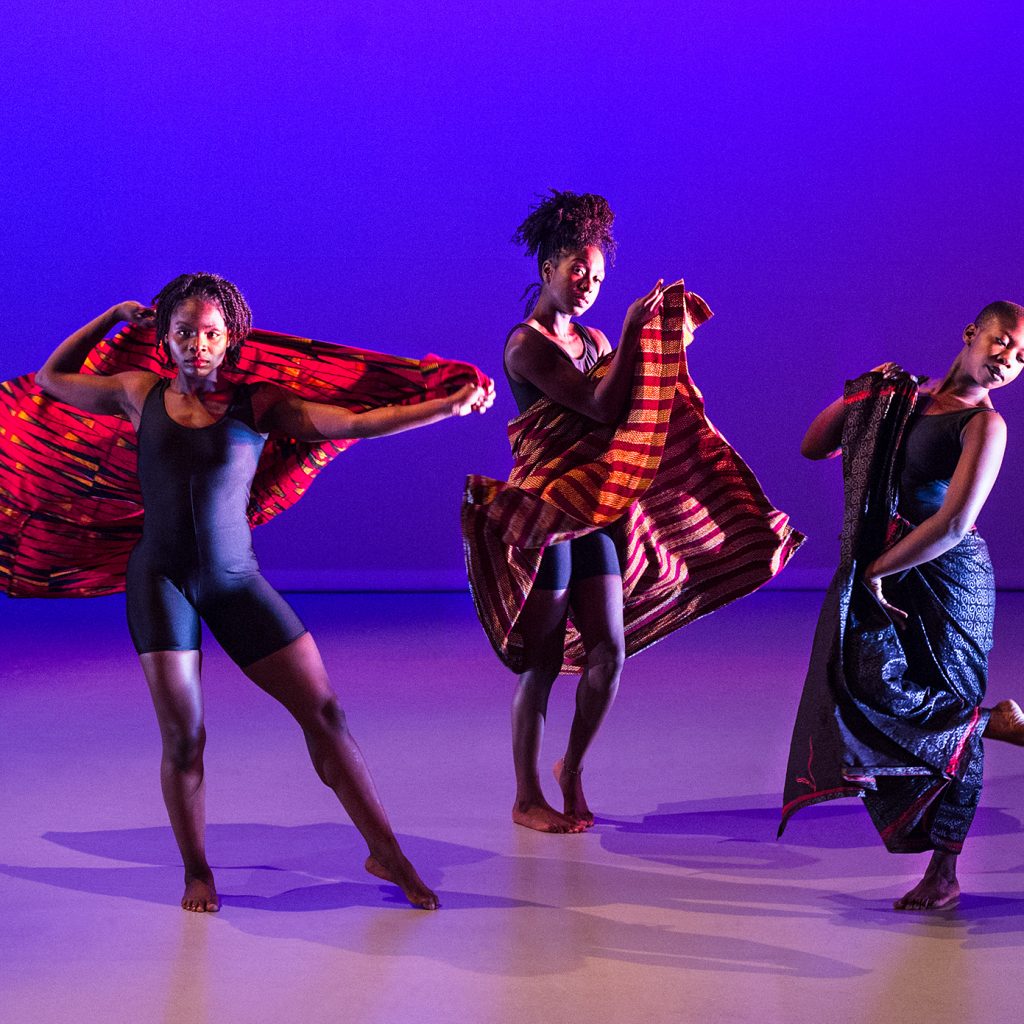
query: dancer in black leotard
[
  {"left": 503, "top": 191, "right": 665, "bottom": 833},
  {"left": 36, "top": 273, "right": 494, "bottom": 912},
  {"left": 126, "top": 377, "right": 308, "bottom": 664}
]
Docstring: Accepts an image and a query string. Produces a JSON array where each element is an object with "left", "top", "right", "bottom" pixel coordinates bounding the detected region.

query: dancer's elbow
[
  {"left": 800, "top": 438, "right": 839, "bottom": 460},
  {"left": 936, "top": 512, "right": 972, "bottom": 545},
  {"left": 35, "top": 367, "right": 57, "bottom": 395},
  {"left": 945, "top": 520, "right": 972, "bottom": 545},
  {"left": 590, "top": 404, "right": 621, "bottom": 426}
]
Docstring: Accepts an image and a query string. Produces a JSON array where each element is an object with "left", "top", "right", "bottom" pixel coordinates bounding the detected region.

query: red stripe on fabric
[
  {"left": 779, "top": 787, "right": 865, "bottom": 830},
  {"left": 946, "top": 707, "right": 981, "bottom": 776},
  {"left": 879, "top": 782, "right": 948, "bottom": 844}
]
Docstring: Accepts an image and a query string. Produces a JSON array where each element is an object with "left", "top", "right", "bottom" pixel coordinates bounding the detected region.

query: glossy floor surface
[{"left": 3, "top": 591, "right": 1024, "bottom": 1024}]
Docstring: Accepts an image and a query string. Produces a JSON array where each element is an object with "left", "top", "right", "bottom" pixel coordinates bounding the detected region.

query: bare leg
[
  {"left": 983, "top": 700, "right": 1024, "bottom": 745},
  {"left": 139, "top": 650, "right": 219, "bottom": 913},
  {"left": 511, "top": 586, "right": 582, "bottom": 833},
  {"left": 556, "top": 573, "right": 626, "bottom": 828},
  {"left": 243, "top": 633, "right": 438, "bottom": 909},
  {"left": 894, "top": 849, "right": 961, "bottom": 910}
]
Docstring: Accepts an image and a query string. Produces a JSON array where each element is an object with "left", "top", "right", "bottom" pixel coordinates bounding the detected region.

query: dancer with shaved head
[{"left": 782, "top": 300, "right": 1024, "bottom": 910}]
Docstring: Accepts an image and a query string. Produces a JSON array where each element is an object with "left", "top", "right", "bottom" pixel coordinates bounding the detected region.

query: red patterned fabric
[
  {"left": 462, "top": 285, "right": 805, "bottom": 673},
  {"left": 0, "top": 324, "right": 485, "bottom": 597}
]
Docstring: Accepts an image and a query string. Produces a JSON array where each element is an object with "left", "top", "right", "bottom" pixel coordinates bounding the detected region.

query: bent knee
[
  {"left": 517, "top": 661, "right": 564, "bottom": 692},
  {"left": 162, "top": 724, "right": 206, "bottom": 770},
  {"left": 308, "top": 695, "right": 349, "bottom": 737},
  {"left": 585, "top": 645, "right": 625, "bottom": 684}
]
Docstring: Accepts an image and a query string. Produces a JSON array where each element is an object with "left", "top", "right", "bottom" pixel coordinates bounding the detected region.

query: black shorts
[
  {"left": 534, "top": 528, "right": 622, "bottom": 590},
  {"left": 126, "top": 555, "right": 307, "bottom": 668}
]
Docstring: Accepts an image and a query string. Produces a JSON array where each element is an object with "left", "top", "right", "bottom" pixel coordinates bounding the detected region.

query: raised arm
[
  {"left": 254, "top": 379, "right": 495, "bottom": 442},
  {"left": 864, "top": 411, "right": 1007, "bottom": 620},
  {"left": 801, "top": 396, "right": 846, "bottom": 459},
  {"left": 803, "top": 364, "right": 907, "bottom": 460},
  {"left": 36, "top": 303, "right": 156, "bottom": 420},
  {"left": 505, "top": 281, "right": 664, "bottom": 424}
]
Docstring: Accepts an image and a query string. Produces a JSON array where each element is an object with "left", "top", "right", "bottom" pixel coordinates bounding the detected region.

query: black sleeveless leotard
[
  {"left": 504, "top": 321, "right": 600, "bottom": 414},
  {"left": 502, "top": 321, "right": 620, "bottom": 589},
  {"left": 899, "top": 403, "right": 997, "bottom": 524},
  {"left": 125, "top": 378, "right": 307, "bottom": 666}
]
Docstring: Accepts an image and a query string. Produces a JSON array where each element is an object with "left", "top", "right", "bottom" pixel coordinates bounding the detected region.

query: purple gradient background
[{"left": 4, "top": 2, "right": 1023, "bottom": 588}]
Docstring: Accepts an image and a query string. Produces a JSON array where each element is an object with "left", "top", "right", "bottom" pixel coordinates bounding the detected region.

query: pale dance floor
[{"left": 3, "top": 591, "right": 1024, "bottom": 1024}]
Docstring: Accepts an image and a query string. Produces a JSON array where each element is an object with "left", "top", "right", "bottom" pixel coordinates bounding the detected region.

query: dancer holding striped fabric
[{"left": 463, "top": 191, "right": 804, "bottom": 833}]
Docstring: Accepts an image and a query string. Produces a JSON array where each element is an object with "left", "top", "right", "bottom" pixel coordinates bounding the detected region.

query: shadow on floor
[
  {"left": 7, "top": 802, "right": 1023, "bottom": 973},
  {"left": 0, "top": 821, "right": 870, "bottom": 978}
]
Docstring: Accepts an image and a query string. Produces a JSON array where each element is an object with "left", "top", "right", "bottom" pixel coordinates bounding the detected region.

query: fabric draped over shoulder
[
  {"left": 462, "top": 284, "right": 805, "bottom": 674},
  {"left": 779, "top": 368, "right": 992, "bottom": 854},
  {"left": 0, "top": 324, "right": 486, "bottom": 597}
]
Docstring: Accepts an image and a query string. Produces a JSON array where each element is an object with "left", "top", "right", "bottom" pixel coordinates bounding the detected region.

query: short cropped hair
[{"left": 974, "top": 300, "right": 1024, "bottom": 329}]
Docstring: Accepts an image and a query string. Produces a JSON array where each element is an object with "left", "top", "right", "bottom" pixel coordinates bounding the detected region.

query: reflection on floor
[{"left": 3, "top": 591, "right": 1024, "bottom": 1024}]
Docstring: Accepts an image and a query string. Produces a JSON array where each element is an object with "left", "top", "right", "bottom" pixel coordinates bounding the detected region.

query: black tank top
[
  {"left": 503, "top": 322, "right": 600, "bottom": 413},
  {"left": 899, "top": 404, "right": 995, "bottom": 523},
  {"left": 134, "top": 378, "right": 267, "bottom": 570}
]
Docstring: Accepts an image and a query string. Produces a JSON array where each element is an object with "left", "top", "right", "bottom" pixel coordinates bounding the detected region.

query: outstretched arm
[
  {"left": 864, "top": 411, "right": 1006, "bottom": 622},
  {"left": 505, "top": 281, "right": 664, "bottom": 424},
  {"left": 36, "top": 303, "right": 156, "bottom": 418},
  {"left": 256, "top": 379, "right": 495, "bottom": 441}
]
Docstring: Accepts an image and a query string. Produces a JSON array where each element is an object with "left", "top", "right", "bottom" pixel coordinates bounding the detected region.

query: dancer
[
  {"left": 504, "top": 193, "right": 658, "bottom": 834},
  {"left": 31, "top": 273, "right": 493, "bottom": 912},
  {"left": 780, "top": 300, "right": 1024, "bottom": 910},
  {"left": 463, "top": 191, "right": 803, "bottom": 833}
]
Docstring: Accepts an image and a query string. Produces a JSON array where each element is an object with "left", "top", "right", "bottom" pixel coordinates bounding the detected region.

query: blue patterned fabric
[{"left": 780, "top": 368, "right": 991, "bottom": 853}]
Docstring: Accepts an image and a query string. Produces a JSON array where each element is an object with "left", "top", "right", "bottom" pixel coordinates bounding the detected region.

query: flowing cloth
[
  {"left": 0, "top": 323, "right": 485, "bottom": 597},
  {"left": 779, "top": 369, "right": 992, "bottom": 853},
  {"left": 462, "top": 284, "right": 805, "bottom": 673}
]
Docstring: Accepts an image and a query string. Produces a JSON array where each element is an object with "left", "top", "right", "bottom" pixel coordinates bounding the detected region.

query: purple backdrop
[{"left": 4, "top": 2, "right": 1023, "bottom": 588}]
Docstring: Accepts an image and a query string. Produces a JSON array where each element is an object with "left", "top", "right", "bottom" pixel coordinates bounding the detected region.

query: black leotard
[
  {"left": 502, "top": 322, "right": 620, "bottom": 589},
  {"left": 504, "top": 322, "right": 600, "bottom": 414},
  {"left": 126, "top": 378, "right": 307, "bottom": 666},
  {"left": 899, "top": 404, "right": 996, "bottom": 524}
]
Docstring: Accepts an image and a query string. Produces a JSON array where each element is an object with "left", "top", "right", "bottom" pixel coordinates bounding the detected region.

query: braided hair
[
  {"left": 153, "top": 273, "right": 253, "bottom": 368},
  {"left": 513, "top": 190, "right": 616, "bottom": 313}
]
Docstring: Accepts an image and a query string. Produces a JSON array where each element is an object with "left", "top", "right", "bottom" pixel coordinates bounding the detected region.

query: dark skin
[
  {"left": 38, "top": 297, "right": 494, "bottom": 911},
  {"left": 504, "top": 245, "right": 664, "bottom": 832},
  {"left": 801, "top": 313, "right": 1024, "bottom": 910}
]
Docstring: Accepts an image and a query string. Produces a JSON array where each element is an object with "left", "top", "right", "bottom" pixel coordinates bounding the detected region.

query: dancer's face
[
  {"left": 962, "top": 314, "right": 1024, "bottom": 391},
  {"left": 164, "top": 298, "right": 231, "bottom": 379},
  {"left": 542, "top": 246, "right": 605, "bottom": 317}
]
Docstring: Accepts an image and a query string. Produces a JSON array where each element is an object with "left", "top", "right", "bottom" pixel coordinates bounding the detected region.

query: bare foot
[
  {"left": 554, "top": 759, "right": 595, "bottom": 829},
  {"left": 181, "top": 871, "right": 219, "bottom": 913},
  {"left": 894, "top": 851, "right": 960, "bottom": 911},
  {"left": 512, "top": 799, "right": 585, "bottom": 834},
  {"left": 894, "top": 876, "right": 960, "bottom": 911},
  {"left": 984, "top": 700, "right": 1024, "bottom": 746},
  {"left": 365, "top": 854, "right": 439, "bottom": 910}
]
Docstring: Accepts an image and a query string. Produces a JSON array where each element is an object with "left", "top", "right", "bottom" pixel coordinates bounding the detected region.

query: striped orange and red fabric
[
  {"left": 0, "top": 323, "right": 485, "bottom": 597},
  {"left": 462, "top": 284, "right": 805, "bottom": 673}
]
